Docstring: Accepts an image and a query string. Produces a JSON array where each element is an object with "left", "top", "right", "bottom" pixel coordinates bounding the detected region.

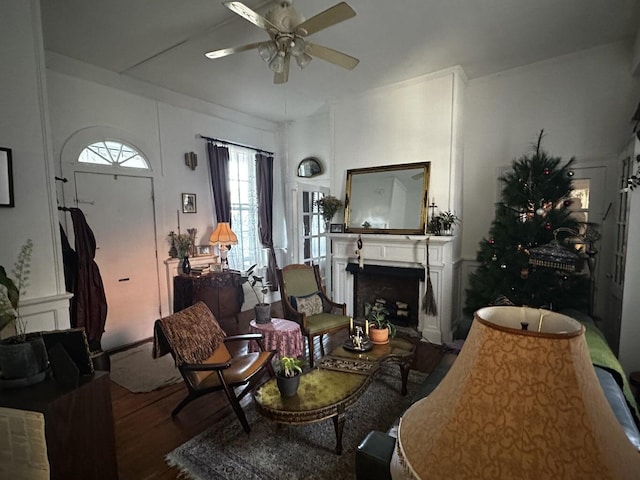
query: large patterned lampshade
[{"left": 392, "top": 306, "right": 640, "bottom": 480}]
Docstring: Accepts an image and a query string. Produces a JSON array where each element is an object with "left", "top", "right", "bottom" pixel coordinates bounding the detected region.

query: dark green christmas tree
[{"left": 464, "top": 131, "right": 590, "bottom": 316}]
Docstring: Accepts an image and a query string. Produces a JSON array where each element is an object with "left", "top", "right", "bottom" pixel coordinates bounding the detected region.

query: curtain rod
[{"left": 197, "top": 134, "right": 274, "bottom": 156}]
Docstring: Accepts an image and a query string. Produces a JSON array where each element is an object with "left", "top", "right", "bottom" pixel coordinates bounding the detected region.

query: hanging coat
[{"left": 70, "top": 208, "right": 108, "bottom": 350}]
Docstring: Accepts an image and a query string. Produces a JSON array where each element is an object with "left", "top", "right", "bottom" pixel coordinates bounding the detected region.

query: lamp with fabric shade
[
  {"left": 209, "top": 222, "right": 238, "bottom": 270},
  {"left": 392, "top": 306, "right": 640, "bottom": 480}
]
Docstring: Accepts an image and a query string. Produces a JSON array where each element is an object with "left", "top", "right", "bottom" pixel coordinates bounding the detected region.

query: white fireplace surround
[{"left": 329, "top": 234, "right": 455, "bottom": 344}]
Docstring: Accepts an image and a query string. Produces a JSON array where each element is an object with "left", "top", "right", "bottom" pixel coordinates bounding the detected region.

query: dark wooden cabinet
[
  {"left": 173, "top": 271, "right": 244, "bottom": 320},
  {"left": 0, "top": 371, "right": 118, "bottom": 480}
]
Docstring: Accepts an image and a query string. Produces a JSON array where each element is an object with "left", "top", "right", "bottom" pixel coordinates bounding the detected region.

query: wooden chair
[
  {"left": 152, "top": 301, "right": 275, "bottom": 433},
  {"left": 277, "top": 264, "right": 350, "bottom": 367}
]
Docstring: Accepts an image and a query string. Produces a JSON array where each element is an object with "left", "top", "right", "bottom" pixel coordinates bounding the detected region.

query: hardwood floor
[{"left": 109, "top": 303, "right": 445, "bottom": 480}]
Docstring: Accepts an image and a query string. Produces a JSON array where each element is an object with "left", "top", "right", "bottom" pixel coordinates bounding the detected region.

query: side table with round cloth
[{"left": 249, "top": 318, "right": 304, "bottom": 359}]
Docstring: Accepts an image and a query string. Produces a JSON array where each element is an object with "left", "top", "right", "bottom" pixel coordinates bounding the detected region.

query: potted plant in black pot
[
  {"left": 241, "top": 264, "right": 272, "bottom": 324},
  {"left": 276, "top": 356, "right": 304, "bottom": 397},
  {"left": 0, "top": 239, "right": 49, "bottom": 386}
]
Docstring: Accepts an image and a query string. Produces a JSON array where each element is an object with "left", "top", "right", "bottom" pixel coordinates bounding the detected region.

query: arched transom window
[{"left": 78, "top": 141, "right": 149, "bottom": 169}]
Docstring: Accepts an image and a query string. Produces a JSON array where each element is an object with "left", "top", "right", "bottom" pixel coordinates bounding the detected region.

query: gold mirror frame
[{"left": 345, "top": 162, "right": 430, "bottom": 234}]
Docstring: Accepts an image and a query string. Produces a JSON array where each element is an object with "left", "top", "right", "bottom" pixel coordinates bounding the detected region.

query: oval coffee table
[{"left": 254, "top": 368, "right": 373, "bottom": 454}]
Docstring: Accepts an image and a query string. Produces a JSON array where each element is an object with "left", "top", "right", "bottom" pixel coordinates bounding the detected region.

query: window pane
[
  {"left": 79, "top": 141, "right": 149, "bottom": 170},
  {"left": 227, "top": 146, "right": 261, "bottom": 270}
]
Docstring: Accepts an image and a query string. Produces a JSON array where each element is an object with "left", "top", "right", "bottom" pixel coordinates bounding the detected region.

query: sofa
[{"left": 355, "top": 312, "right": 640, "bottom": 480}]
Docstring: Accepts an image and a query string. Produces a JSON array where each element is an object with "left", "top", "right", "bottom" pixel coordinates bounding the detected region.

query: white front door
[{"left": 72, "top": 172, "right": 160, "bottom": 350}]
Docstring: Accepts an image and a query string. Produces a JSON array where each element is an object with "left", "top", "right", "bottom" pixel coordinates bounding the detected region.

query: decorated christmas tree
[{"left": 464, "top": 131, "right": 590, "bottom": 316}]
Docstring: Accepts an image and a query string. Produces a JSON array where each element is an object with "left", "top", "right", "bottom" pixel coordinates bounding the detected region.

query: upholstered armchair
[
  {"left": 153, "top": 301, "right": 275, "bottom": 433},
  {"left": 277, "top": 264, "right": 350, "bottom": 367}
]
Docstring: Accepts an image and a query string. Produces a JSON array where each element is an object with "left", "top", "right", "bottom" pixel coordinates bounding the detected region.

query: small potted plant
[
  {"left": 276, "top": 356, "right": 304, "bottom": 397},
  {"left": 366, "top": 302, "right": 396, "bottom": 345},
  {"left": 0, "top": 239, "right": 49, "bottom": 385},
  {"left": 431, "top": 211, "right": 461, "bottom": 236},
  {"left": 241, "top": 264, "right": 272, "bottom": 324},
  {"left": 313, "top": 195, "right": 344, "bottom": 229}
]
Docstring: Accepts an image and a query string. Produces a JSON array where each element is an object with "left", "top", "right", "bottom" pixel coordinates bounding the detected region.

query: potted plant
[
  {"left": 241, "top": 264, "right": 272, "bottom": 324},
  {"left": 168, "top": 231, "right": 195, "bottom": 273},
  {"left": 366, "top": 302, "right": 396, "bottom": 345},
  {"left": 313, "top": 195, "right": 344, "bottom": 229},
  {"left": 429, "top": 211, "right": 461, "bottom": 235},
  {"left": 275, "top": 356, "right": 304, "bottom": 397},
  {"left": 0, "top": 239, "right": 49, "bottom": 385}
]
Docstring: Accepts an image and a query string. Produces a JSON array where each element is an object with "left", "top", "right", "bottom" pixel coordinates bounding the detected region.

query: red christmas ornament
[
  {"left": 488, "top": 238, "right": 495, "bottom": 245},
  {"left": 543, "top": 168, "right": 550, "bottom": 175},
  {"left": 544, "top": 222, "right": 552, "bottom": 230},
  {"left": 564, "top": 199, "right": 572, "bottom": 207}
]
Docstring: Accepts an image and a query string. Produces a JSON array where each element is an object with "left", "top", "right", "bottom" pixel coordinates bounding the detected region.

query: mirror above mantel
[{"left": 345, "top": 162, "right": 430, "bottom": 235}]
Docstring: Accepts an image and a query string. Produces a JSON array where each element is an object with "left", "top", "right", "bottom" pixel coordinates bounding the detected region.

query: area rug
[
  {"left": 109, "top": 342, "right": 182, "bottom": 393},
  {"left": 166, "top": 365, "right": 426, "bottom": 479}
]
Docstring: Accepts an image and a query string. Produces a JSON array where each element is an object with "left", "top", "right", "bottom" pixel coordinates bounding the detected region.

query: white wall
[
  {"left": 0, "top": 1, "right": 70, "bottom": 335},
  {"left": 331, "top": 69, "right": 464, "bottom": 216},
  {"left": 45, "top": 59, "right": 281, "bottom": 347},
  {"left": 463, "top": 42, "right": 640, "bottom": 258},
  {"left": 462, "top": 41, "right": 640, "bottom": 322}
]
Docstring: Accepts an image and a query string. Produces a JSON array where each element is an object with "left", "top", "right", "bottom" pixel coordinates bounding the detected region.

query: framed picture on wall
[
  {"left": 0, "top": 147, "right": 14, "bottom": 207},
  {"left": 197, "top": 245, "right": 211, "bottom": 256},
  {"left": 182, "top": 193, "right": 196, "bottom": 213},
  {"left": 329, "top": 223, "right": 344, "bottom": 233}
]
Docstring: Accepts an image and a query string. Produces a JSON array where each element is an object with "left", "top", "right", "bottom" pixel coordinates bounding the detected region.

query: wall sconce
[{"left": 184, "top": 152, "right": 198, "bottom": 171}]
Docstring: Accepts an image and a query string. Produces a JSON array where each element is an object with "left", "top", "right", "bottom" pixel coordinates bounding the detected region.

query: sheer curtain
[{"left": 256, "top": 152, "right": 278, "bottom": 290}]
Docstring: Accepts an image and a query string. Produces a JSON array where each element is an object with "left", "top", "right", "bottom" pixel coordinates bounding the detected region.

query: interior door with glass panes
[{"left": 297, "top": 185, "right": 330, "bottom": 286}]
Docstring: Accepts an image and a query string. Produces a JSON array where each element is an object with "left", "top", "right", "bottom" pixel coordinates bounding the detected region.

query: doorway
[{"left": 69, "top": 172, "right": 160, "bottom": 350}]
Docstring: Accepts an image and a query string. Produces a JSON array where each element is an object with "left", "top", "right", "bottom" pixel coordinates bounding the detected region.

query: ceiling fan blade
[
  {"left": 274, "top": 54, "right": 291, "bottom": 84},
  {"left": 306, "top": 42, "right": 359, "bottom": 70},
  {"left": 223, "top": 1, "right": 278, "bottom": 31},
  {"left": 205, "top": 41, "right": 264, "bottom": 59},
  {"left": 296, "top": 2, "right": 356, "bottom": 36}
]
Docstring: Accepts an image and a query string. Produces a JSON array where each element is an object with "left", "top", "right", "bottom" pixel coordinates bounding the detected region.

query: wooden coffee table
[
  {"left": 254, "top": 368, "right": 372, "bottom": 454},
  {"left": 253, "top": 337, "right": 416, "bottom": 454},
  {"left": 325, "top": 337, "right": 416, "bottom": 395}
]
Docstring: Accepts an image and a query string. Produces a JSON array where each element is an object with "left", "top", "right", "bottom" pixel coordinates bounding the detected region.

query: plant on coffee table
[
  {"left": 275, "top": 356, "right": 304, "bottom": 397},
  {"left": 366, "top": 303, "right": 396, "bottom": 344}
]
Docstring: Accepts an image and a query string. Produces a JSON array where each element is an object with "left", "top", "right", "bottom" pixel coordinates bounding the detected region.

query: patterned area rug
[
  {"left": 166, "top": 365, "right": 427, "bottom": 479},
  {"left": 109, "top": 342, "right": 182, "bottom": 393}
]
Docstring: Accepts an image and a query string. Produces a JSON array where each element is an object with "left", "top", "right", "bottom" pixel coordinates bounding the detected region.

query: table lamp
[
  {"left": 392, "top": 306, "right": 640, "bottom": 480},
  {"left": 209, "top": 222, "right": 237, "bottom": 270}
]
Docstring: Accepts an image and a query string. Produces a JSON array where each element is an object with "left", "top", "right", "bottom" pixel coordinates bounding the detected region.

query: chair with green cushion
[{"left": 277, "top": 263, "right": 350, "bottom": 368}]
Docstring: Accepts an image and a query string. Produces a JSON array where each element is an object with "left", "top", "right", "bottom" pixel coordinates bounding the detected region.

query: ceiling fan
[{"left": 205, "top": 0, "right": 359, "bottom": 84}]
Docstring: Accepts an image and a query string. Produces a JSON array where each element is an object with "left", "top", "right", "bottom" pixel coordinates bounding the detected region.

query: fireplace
[
  {"left": 347, "top": 263, "right": 424, "bottom": 328},
  {"left": 329, "top": 233, "right": 456, "bottom": 344}
]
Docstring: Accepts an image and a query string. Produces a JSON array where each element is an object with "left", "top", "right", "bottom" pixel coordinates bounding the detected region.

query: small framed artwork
[
  {"left": 329, "top": 223, "right": 344, "bottom": 233},
  {"left": 197, "top": 245, "right": 211, "bottom": 256},
  {"left": 182, "top": 193, "right": 196, "bottom": 213},
  {"left": 0, "top": 147, "right": 14, "bottom": 207}
]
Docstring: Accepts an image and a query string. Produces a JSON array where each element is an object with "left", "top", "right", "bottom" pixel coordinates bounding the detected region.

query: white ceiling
[{"left": 40, "top": 0, "right": 640, "bottom": 123}]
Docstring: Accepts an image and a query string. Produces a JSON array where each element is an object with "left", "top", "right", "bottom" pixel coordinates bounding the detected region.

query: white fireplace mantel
[{"left": 329, "top": 233, "right": 455, "bottom": 344}]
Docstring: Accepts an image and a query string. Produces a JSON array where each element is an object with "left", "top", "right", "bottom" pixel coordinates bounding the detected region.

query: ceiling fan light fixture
[
  {"left": 290, "top": 37, "right": 306, "bottom": 57},
  {"left": 295, "top": 53, "right": 312, "bottom": 69},
  {"left": 268, "top": 52, "right": 286, "bottom": 73},
  {"left": 258, "top": 42, "right": 277, "bottom": 62}
]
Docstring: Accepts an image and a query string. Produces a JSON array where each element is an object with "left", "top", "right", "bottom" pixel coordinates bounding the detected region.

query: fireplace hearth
[{"left": 347, "top": 263, "right": 424, "bottom": 327}]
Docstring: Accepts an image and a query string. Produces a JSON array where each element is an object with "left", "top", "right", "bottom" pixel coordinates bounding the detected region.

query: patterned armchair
[
  {"left": 277, "top": 264, "right": 350, "bottom": 367},
  {"left": 153, "top": 301, "right": 275, "bottom": 433}
]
